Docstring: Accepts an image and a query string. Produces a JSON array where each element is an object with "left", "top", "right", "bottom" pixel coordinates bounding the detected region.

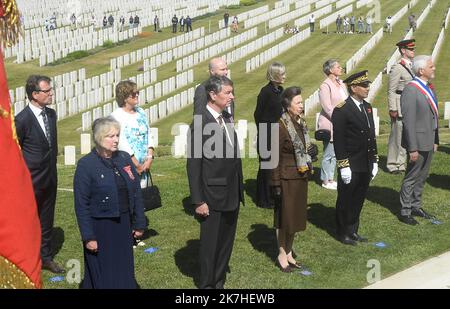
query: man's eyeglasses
[
  {"left": 129, "top": 92, "right": 139, "bottom": 98},
  {"left": 36, "top": 88, "right": 53, "bottom": 94}
]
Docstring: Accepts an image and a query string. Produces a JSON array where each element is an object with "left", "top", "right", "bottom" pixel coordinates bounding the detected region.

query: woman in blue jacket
[{"left": 74, "top": 117, "right": 147, "bottom": 288}]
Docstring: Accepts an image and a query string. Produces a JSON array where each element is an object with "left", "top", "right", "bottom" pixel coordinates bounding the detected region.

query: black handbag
[
  {"left": 314, "top": 129, "right": 331, "bottom": 142},
  {"left": 141, "top": 172, "right": 162, "bottom": 212}
]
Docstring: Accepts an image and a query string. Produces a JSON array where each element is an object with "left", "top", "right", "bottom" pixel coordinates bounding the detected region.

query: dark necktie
[
  {"left": 41, "top": 109, "right": 52, "bottom": 146},
  {"left": 359, "top": 103, "right": 370, "bottom": 128}
]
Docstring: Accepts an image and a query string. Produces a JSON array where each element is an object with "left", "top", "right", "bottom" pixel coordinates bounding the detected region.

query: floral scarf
[{"left": 280, "top": 111, "right": 312, "bottom": 173}]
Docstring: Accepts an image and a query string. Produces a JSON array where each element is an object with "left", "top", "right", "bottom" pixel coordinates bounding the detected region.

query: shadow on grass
[
  {"left": 174, "top": 239, "right": 201, "bottom": 288},
  {"left": 366, "top": 186, "right": 399, "bottom": 217},
  {"left": 142, "top": 228, "right": 158, "bottom": 240},
  {"left": 244, "top": 179, "right": 257, "bottom": 205},
  {"left": 427, "top": 173, "right": 450, "bottom": 190},
  {"left": 438, "top": 145, "right": 450, "bottom": 154},
  {"left": 247, "top": 224, "right": 277, "bottom": 263},
  {"left": 53, "top": 227, "right": 65, "bottom": 257},
  {"left": 378, "top": 155, "right": 389, "bottom": 173},
  {"left": 311, "top": 166, "right": 322, "bottom": 186},
  {"left": 307, "top": 203, "right": 337, "bottom": 240}
]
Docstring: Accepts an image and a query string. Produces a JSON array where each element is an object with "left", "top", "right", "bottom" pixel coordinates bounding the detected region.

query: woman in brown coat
[{"left": 271, "top": 86, "right": 315, "bottom": 272}]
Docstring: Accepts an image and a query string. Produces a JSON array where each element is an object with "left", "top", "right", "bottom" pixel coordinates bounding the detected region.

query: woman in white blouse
[{"left": 111, "top": 80, "right": 154, "bottom": 186}]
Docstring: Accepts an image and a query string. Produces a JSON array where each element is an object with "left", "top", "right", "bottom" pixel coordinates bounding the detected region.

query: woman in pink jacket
[{"left": 317, "top": 59, "right": 347, "bottom": 190}]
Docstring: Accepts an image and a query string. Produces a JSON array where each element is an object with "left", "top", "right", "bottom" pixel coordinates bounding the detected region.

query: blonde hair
[
  {"left": 266, "top": 62, "right": 286, "bottom": 83},
  {"left": 92, "top": 117, "right": 121, "bottom": 147}
]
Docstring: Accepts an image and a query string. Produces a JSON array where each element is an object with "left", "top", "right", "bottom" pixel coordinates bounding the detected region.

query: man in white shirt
[{"left": 15, "top": 75, "right": 64, "bottom": 274}]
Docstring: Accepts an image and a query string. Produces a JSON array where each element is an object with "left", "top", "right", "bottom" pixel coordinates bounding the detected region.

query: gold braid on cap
[
  {"left": 0, "top": 0, "right": 23, "bottom": 47},
  {"left": 348, "top": 73, "right": 368, "bottom": 86},
  {"left": 337, "top": 158, "right": 350, "bottom": 168}
]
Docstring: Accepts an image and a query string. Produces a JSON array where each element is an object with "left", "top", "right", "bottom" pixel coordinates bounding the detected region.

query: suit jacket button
[{"left": 361, "top": 130, "right": 364, "bottom": 133}]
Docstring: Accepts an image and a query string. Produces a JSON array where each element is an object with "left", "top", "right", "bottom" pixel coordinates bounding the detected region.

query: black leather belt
[{"left": 395, "top": 90, "right": 403, "bottom": 95}]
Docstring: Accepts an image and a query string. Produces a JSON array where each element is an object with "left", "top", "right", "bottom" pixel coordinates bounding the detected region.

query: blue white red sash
[{"left": 409, "top": 78, "right": 439, "bottom": 128}]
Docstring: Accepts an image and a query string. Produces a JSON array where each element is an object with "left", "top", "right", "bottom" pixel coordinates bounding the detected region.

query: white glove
[
  {"left": 371, "top": 163, "right": 378, "bottom": 180},
  {"left": 340, "top": 167, "right": 352, "bottom": 184}
]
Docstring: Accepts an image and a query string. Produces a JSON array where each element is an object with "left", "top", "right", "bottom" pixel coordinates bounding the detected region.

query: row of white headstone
[
  {"left": 15, "top": 24, "right": 141, "bottom": 64},
  {"left": 356, "top": 0, "right": 373, "bottom": 9},
  {"left": 315, "top": 0, "right": 338, "bottom": 10},
  {"left": 149, "top": 86, "right": 196, "bottom": 124},
  {"left": 268, "top": 4, "right": 312, "bottom": 29},
  {"left": 35, "top": 27, "right": 141, "bottom": 66},
  {"left": 176, "top": 27, "right": 258, "bottom": 72},
  {"left": 445, "top": 7, "right": 450, "bottom": 29},
  {"left": 81, "top": 83, "right": 195, "bottom": 134},
  {"left": 110, "top": 28, "right": 205, "bottom": 70},
  {"left": 245, "top": 28, "right": 311, "bottom": 72},
  {"left": 336, "top": 0, "right": 356, "bottom": 10},
  {"left": 127, "top": 69, "right": 158, "bottom": 91},
  {"left": 171, "top": 119, "right": 255, "bottom": 158},
  {"left": 244, "top": 5, "right": 290, "bottom": 29},
  {"left": 294, "top": 4, "right": 332, "bottom": 28},
  {"left": 223, "top": 28, "right": 284, "bottom": 66},
  {"left": 431, "top": 28, "right": 445, "bottom": 63},
  {"left": 346, "top": 28, "right": 383, "bottom": 73},
  {"left": 416, "top": 0, "right": 436, "bottom": 30},
  {"left": 16, "top": 0, "right": 146, "bottom": 29},
  {"left": 319, "top": 4, "right": 353, "bottom": 29},
  {"left": 64, "top": 127, "right": 160, "bottom": 165},
  {"left": 142, "top": 28, "right": 230, "bottom": 71},
  {"left": 80, "top": 69, "right": 193, "bottom": 130},
  {"left": 218, "top": 5, "right": 269, "bottom": 29}
]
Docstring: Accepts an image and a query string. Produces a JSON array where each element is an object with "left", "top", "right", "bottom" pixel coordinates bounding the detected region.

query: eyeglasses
[
  {"left": 129, "top": 92, "right": 139, "bottom": 98},
  {"left": 36, "top": 88, "right": 53, "bottom": 94}
]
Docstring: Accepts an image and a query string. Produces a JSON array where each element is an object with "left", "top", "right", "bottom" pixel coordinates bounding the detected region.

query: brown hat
[
  {"left": 396, "top": 39, "right": 416, "bottom": 50},
  {"left": 343, "top": 70, "right": 372, "bottom": 86}
]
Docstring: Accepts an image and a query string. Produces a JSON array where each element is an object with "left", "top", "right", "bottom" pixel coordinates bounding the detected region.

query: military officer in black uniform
[{"left": 331, "top": 70, "right": 379, "bottom": 246}]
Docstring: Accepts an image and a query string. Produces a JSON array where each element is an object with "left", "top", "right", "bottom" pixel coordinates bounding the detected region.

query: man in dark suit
[
  {"left": 193, "top": 57, "right": 234, "bottom": 121},
  {"left": 15, "top": 75, "right": 64, "bottom": 273},
  {"left": 399, "top": 55, "right": 439, "bottom": 225},
  {"left": 332, "top": 70, "right": 378, "bottom": 246},
  {"left": 187, "top": 75, "right": 244, "bottom": 289}
]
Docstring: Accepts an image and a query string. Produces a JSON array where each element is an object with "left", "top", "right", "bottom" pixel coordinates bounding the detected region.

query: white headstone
[
  {"left": 444, "top": 102, "right": 450, "bottom": 120},
  {"left": 149, "top": 127, "right": 158, "bottom": 147},
  {"left": 80, "top": 133, "right": 91, "bottom": 154},
  {"left": 64, "top": 146, "right": 76, "bottom": 165}
]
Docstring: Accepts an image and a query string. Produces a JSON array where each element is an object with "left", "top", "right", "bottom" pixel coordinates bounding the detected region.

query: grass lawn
[{"left": 5, "top": 0, "right": 450, "bottom": 288}]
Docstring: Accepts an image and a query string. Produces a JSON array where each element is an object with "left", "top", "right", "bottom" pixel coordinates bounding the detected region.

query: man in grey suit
[
  {"left": 399, "top": 55, "right": 439, "bottom": 225},
  {"left": 386, "top": 39, "right": 415, "bottom": 174},
  {"left": 187, "top": 75, "right": 244, "bottom": 289}
]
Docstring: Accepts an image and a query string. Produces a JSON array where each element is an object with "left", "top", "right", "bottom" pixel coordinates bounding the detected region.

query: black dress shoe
[
  {"left": 398, "top": 215, "right": 419, "bottom": 226},
  {"left": 350, "top": 233, "right": 368, "bottom": 243},
  {"left": 411, "top": 208, "right": 435, "bottom": 219},
  {"left": 42, "top": 260, "right": 65, "bottom": 274},
  {"left": 338, "top": 235, "right": 357, "bottom": 246}
]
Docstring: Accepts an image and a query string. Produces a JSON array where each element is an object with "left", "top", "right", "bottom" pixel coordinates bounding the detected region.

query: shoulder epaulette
[{"left": 336, "top": 101, "right": 346, "bottom": 108}]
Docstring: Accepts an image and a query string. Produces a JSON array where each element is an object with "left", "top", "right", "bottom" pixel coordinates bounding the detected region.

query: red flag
[{"left": 0, "top": 53, "right": 42, "bottom": 287}]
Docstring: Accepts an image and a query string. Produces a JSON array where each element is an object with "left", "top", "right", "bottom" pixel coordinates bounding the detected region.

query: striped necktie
[{"left": 41, "top": 109, "right": 52, "bottom": 146}]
